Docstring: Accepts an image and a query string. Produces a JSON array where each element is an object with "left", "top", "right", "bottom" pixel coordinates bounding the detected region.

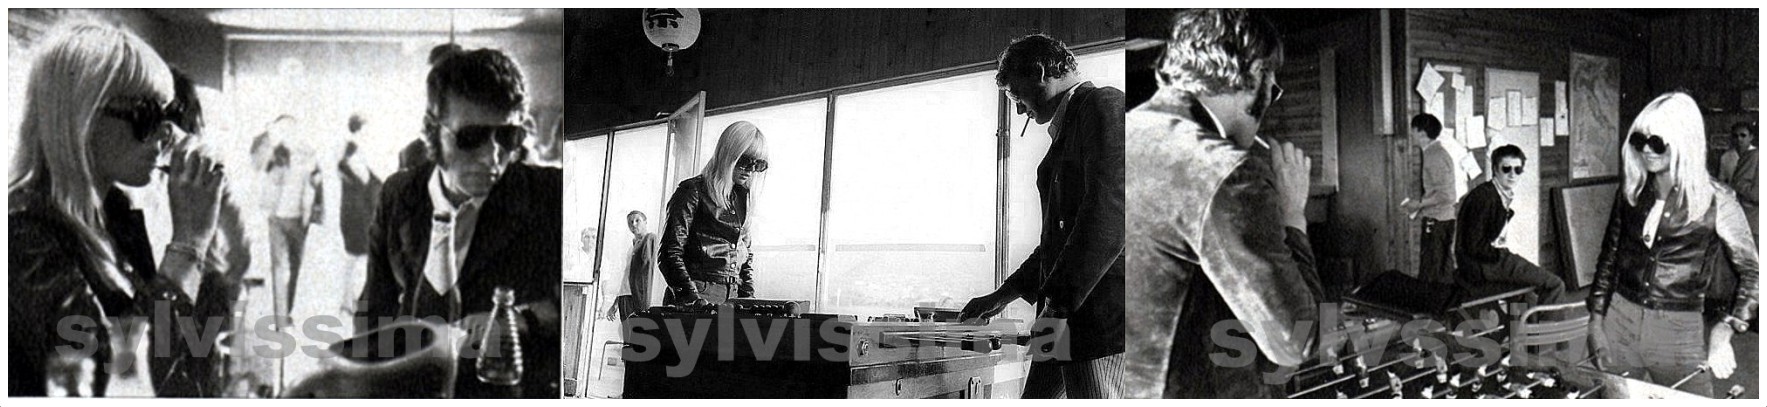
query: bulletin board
[{"left": 1416, "top": 61, "right": 1546, "bottom": 265}]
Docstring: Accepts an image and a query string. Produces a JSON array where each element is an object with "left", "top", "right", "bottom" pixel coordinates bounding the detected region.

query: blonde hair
[
  {"left": 10, "top": 21, "right": 174, "bottom": 294},
  {"left": 699, "top": 121, "right": 767, "bottom": 212},
  {"left": 1622, "top": 92, "right": 1715, "bottom": 221}
]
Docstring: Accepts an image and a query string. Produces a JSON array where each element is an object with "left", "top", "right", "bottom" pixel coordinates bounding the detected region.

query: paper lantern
[{"left": 642, "top": 8, "right": 700, "bottom": 75}]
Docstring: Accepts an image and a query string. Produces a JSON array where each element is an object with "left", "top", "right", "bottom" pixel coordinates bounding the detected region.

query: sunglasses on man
[
  {"left": 736, "top": 156, "right": 769, "bottom": 172},
  {"left": 99, "top": 96, "right": 174, "bottom": 143},
  {"left": 1498, "top": 164, "right": 1524, "bottom": 176},
  {"left": 450, "top": 124, "right": 526, "bottom": 151},
  {"left": 1628, "top": 132, "right": 1670, "bottom": 154}
]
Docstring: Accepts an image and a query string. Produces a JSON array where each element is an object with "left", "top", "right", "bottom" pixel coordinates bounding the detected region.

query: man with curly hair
[
  {"left": 960, "top": 33, "right": 1126, "bottom": 398},
  {"left": 1125, "top": 9, "right": 1323, "bottom": 398}
]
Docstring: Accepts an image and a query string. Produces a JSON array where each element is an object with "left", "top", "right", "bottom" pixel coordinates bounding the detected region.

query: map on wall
[{"left": 1570, "top": 52, "right": 1621, "bottom": 179}]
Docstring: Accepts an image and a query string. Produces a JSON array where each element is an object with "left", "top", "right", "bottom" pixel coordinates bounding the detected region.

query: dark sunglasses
[
  {"left": 1498, "top": 165, "right": 1524, "bottom": 176},
  {"left": 98, "top": 97, "right": 173, "bottom": 142},
  {"left": 1628, "top": 132, "right": 1670, "bottom": 154},
  {"left": 736, "top": 156, "right": 769, "bottom": 172},
  {"left": 450, "top": 124, "right": 525, "bottom": 151}
]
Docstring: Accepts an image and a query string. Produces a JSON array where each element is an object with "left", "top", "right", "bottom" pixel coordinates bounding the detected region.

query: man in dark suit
[
  {"left": 959, "top": 33, "right": 1126, "bottom": 398},
  {"left": 353, "top": 46, "right": 561, "bottom": 398}
]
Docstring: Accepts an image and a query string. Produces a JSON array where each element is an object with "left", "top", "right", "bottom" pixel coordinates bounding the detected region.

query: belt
[
  {"left": 1618, "top": 287, "right": 1704, "bottom": 313},
  {"left": 690, "top": 274, "right": 739, "bottom": 285}
]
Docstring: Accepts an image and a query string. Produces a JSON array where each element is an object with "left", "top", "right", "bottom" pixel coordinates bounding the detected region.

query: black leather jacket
[
  {"left": 9, "top": 188, "right": 233, "bottom": 397},
  {"left": 1589, "top": 177, "right": 1758, "bottom": 322},
  {"left": 660, "top": 176, "right": 754, "bottom": 302}
]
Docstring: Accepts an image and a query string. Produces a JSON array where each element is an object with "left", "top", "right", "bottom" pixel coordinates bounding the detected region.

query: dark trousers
[
  {"left": 1022, "top": 353, "right": 1127, "bottom": 398},
  {"left": 1419, "top": 218, "right": 1456, "bottom": 283},
  {"left": 1471, "top": 253, "right": 1566, "bottom": 305}
]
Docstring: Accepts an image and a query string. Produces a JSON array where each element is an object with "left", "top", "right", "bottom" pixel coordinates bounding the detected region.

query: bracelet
[
  {"left": 1720, "top": 315, "right": 1750, "bottom": 332},
  {"left": 166, "top": 241, "right": 204, "bottom": 260}
]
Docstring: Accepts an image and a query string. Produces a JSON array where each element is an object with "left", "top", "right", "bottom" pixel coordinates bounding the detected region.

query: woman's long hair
[
  {"left": 10, "top": 22, "right": 174, "bottom": 295},
  {"left": 698, "top": 121, "right": 767, "bottom": 214},
  {"left": 1622, "top": 92, "right": 1715, "bottom": 222}
]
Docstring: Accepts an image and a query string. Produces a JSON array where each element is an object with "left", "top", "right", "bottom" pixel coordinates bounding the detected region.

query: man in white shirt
[{"left": 1400, "top": 114, "right": 1467, "bottom": 283}]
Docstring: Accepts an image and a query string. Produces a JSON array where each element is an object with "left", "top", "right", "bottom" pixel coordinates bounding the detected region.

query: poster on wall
[{"left": 1570, "top": 52, "right": 1621, "bottom": 179}]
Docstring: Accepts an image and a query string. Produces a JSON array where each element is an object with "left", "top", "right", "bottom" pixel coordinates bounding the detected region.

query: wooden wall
[
  {"left": 566, "top": 9, "right": 1124, "bottom": 133},
  {"left": 1648, "top": 9, "right": 1759, "bottom": 172},
  {"left": 1277, "top": 11, "right": 1388, "bottom": 287},
  {"left": 1399, "top": 9, "right": 1652, "bottom": 283}
]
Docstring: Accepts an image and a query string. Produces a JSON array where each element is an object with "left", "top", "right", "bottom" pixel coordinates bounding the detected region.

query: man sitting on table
[
  {"left": 352, "top": 45, "right": 562, "bottom": 398},
  {"left": 1454, "top": 145, "right": 1564, "bottom": 305}
]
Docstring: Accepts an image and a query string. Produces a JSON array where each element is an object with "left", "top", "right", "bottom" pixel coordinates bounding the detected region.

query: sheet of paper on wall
[
  {"left": 1452, "top": 73, "right": 1467, "bottom": 91},
  {"left": 1555, "top": 80, "right": 1570, "bottom": 136},
  {"left": 1540, "top": 118, "right": 1556, "bottom": 147},
  {"left": 1440, "top": 134, "right": 1482, "bottom": 181},
  {"left": 1506, "top": 90, "right": 1525, "bottom": 127},
  {"left": 1459, "top": 149, "right": 1484, "bottom": 180},
  {"left": 1456, "top": 87, "right": 1475, "bottom": 134},
  {"left": 1468, "top": 115, "right": 1488, "bottom": 149},
  {"left": 1427, "top": 92, "right": 1446, "bottom": 119},
  {"left": 1488, "top": 96, "right": 1507, "bottom": 129},
  {"left": 1522, "top": 96, "right": 1540, "bottom": 126},
  {"left": 1417, "top": 64, "right": 1445, "bottom": 104}
]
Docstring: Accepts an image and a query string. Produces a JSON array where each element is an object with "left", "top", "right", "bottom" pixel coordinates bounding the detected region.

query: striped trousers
[{"left": 1021, "top": 353, "right": 1127, "bottom": 399}]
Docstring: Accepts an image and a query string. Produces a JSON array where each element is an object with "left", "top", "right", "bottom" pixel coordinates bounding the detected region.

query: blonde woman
[
  {"left": 8, "top": 22, "right": 233, "bottom": 397},
  {"left": 659, "top": 121, "right": 768, "bottom": 306},
  {"left": 1586, "top": 92, "right": 1758, "bottom": 396}
]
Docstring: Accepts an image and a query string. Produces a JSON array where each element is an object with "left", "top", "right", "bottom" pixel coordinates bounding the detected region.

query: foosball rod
[{"left": 1667, "top": 365, "right": 1709, "bottom": 390}]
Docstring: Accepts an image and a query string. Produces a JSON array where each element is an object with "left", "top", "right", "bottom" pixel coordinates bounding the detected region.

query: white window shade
[
  {"left": 823, "top": 72, "right": 1000, "bottom": 317},
  {"left": 699, "top": 99, "right": 829, "bottom": 302}
]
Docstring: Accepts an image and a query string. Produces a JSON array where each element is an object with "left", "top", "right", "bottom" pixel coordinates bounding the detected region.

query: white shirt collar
[{"left": 428, "top": 169, "right": 485, "bottom": 217}]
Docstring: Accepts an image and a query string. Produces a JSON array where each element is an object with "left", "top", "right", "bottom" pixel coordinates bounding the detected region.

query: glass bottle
[{"left": 476, "top": 287, "right": 523, "bottom": 386}]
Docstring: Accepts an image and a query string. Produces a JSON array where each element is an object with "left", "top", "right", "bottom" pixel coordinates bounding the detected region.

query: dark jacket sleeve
[
  {"left": 356, "top": 171, "right": 410, "bottom": 333},
  {"left": 1587, "top": 190, "right": 1628, "bottom": 317},
  {"left": 1455, "top": 185, "right": 1508, "bottom": 264},
  {"left": 660, "top": 180, "right": 700, "bottom": 302},
  {"left": 1042, "top": 88, "right": 1128, "bottom": 314},
  {"left": 1001, "top": 246, "right": 1045, "bottom": 299}
]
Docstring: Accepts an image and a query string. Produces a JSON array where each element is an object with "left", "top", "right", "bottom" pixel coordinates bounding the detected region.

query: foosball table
[
  {"left": 1277, "top": 271, "right": 1745, "bottom": 399},
  {"left": 621, "top": 299, "right": 1031, "bottom": 398}
]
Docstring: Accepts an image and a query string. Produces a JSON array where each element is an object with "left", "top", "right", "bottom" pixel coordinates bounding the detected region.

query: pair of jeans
[
  {"left": 1600, "top": 295, "right": 1712, "bottom": 397},
  {"left": 1419, "top": 218, "right": 1456, "bottom": 283},
  {"left": 675, "top": 280, "right": 735, "bottom": 305}
]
